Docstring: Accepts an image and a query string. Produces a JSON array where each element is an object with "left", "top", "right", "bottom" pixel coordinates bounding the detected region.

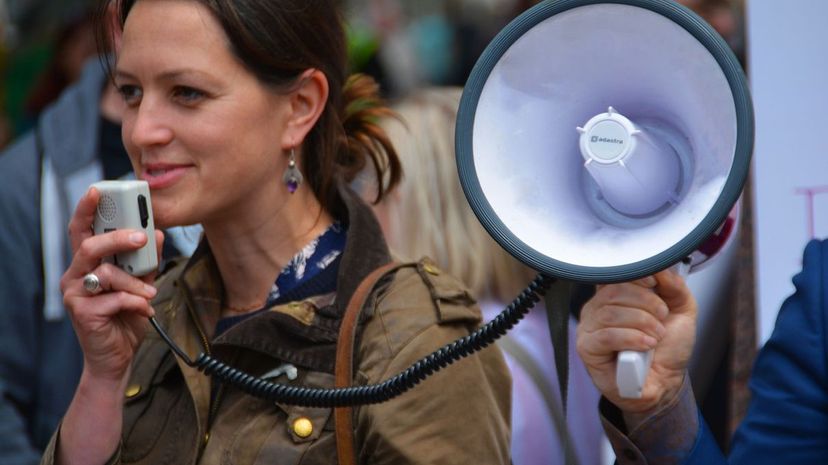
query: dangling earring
[{"left": 282, "top": 147, "right": 303, "bottom": 194}]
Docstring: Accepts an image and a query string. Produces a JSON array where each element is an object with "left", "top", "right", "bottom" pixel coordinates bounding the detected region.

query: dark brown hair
[{"left": 96, "top": 0, "right": 400, "bottom": 211}]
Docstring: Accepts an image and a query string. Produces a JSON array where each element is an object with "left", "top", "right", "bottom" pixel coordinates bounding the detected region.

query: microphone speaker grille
[{"left": 97, "top": 194, "right": 118, "bottom": 223}]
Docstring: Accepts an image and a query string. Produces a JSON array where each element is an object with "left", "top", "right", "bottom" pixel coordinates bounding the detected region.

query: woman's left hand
[{"left": 60, "top": 187, "right": 165, "bottom": 383}]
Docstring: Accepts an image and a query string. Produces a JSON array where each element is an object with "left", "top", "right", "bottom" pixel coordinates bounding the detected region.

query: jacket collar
[
  {"left": 330, "top": 180, "right": 393, "bottom": 314},
  {"left": 170, "top": 181, "right": 392, "bottom": 373}
]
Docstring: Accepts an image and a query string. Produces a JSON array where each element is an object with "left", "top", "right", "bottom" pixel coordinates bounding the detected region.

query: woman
[{"left": 48, "top": 1, "right": 511, "bottom": 464}]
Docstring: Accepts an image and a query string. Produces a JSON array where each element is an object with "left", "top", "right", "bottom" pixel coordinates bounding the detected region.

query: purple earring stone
[
  {"left": 287, "top": 177, "right": 299, "bottom": 193},
  {"left": 282, "top": 155, "right": 303, "bottom": 194}
]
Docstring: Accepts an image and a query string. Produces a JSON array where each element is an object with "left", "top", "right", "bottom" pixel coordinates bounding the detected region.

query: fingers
[
  {"left": 653, "top": 270, "right": 696, "bottom": 315},
  {"left": 596, "top": 275, "right": 657, "bottom": 292},
  {"left": 86, "top": 263, "right": 157, "bottom": 300},
  {"left": 632, "top": 275, "right": 658, "bottom": 289},
  {"left": 578, "top": 279, "right": 669, "bottom": 359},
  {"left": 582, "top": 305, "right": 666, "bottom": 341},
  {"left": 68, "top": 187, "right": 100, "bottom": 254},
  {"left": 64, "top": 229, "right": 149, "bottom": 280},
  {"left": 62, "top": 262, "right": 157, "bottom": 316},
  {"left": 585, "top": 282, "right": 669, "bottom": 322},
  {"left": 577, "top": 326, "right": 658, "bottom": 357},
  {"left": 69, "top": 290, "right": 156, "bottom": 320},
  {"left": 577, "top": 271, "right": 697, "bottom": 413}
]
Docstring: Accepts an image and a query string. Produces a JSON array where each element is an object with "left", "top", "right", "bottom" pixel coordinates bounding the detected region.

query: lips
[{"left": 140, "top": 163, "right": 193, "bottom": 189}]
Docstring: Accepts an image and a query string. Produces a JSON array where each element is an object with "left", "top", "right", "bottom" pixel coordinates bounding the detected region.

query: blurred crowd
[
  {"left": 0, "top": 0, "right": 743, "bottom": 151},
  {"left": 0, "top": 1, "right": 748, "bottom": 465}
]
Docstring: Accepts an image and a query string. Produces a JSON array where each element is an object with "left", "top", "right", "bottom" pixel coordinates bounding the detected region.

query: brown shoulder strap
[{"left": 334, "top": 262, "right": 400, "bottom": 465}]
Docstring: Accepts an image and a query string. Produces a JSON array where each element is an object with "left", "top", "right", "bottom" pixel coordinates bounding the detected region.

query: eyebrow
[{"left": 114, "top": 68, "right": 220, "bottom": 84}]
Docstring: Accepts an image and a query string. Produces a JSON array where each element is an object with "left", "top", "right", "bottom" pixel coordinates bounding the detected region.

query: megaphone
[{"left": 455, "top": 0, "right": 753, "bottom": 398}]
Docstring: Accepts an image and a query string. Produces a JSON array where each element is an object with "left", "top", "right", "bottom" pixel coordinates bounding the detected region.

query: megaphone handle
[
  {"left": 616, "top": 259, "right": 691, "bottom": 398},
  {"left": 616, "top": 348, "right": 654, "bottom": 398}
]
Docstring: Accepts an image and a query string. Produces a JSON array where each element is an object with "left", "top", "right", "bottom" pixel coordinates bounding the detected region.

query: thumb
[{"left": 652, "top": 269, "right": 694, "bottom": 314}]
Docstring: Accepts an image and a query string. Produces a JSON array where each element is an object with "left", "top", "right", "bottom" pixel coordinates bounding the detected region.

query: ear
[{"left": 281, "top": 69, "right": 329, "bottom": 150}]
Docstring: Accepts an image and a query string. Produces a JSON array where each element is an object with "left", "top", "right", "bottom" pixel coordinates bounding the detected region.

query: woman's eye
[
  {"left": 118, "top": 85, "right": 142, "bottom": 106},
  {"left": 172, "top": 86, "right": 207, "bottom": 104}
]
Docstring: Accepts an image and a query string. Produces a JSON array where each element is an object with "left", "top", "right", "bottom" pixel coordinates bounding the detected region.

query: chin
[
  {"left": 152, "top": 206, "right": 191, "bottom": 230},
  {"left": 152, "top": 215, "right": 176, "bottom": 230},
  {"left": 149, "top": 192, "right": 198, "bottom": 227}
]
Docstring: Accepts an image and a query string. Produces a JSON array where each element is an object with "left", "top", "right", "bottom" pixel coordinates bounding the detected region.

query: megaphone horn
[{"left": 456, "top": 0, "right": 753, "bottom": 398}]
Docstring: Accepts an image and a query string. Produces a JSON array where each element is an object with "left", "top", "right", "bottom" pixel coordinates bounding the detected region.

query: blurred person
[
  {"left": 677, "top": 0, "right": 745, "bottom": 66},
  {"left": 344, "top": 0, "right": 540, "bottom": 97},
  {"left": 576, "top": 239, "right": 828, "bottom": 464},
  {"left": 0, "top": 7, "right": 196, "bottom": 465},
  {"left": 445, "top": 0, "right": 540, "bottom": 88},
  {"left": 0, "top": 46, "right": 126, "bottom": 465},
  {"left": 24, "top": 10, "right": 98, "bottom": 119},
  {"left": 345, "top": 0, "right": 442, "bottom": 97},
  {"left": 45, "top": 1, "right": 512, "bottom": 464},
  {"left": 371, "top": 87, "right": 604, "bottom": 465}
]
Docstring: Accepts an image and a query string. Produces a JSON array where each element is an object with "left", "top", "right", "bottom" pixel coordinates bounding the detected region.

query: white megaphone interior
[{"left": 473, "top": 4, "right": 737, "bottom": 268}]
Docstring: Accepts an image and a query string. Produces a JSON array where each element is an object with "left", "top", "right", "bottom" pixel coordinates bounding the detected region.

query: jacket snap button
[
  {"left": 125, "top": 385, "right": 141, "bottom": 398},
  {"left": 292, "top": 417, "right": 313, "bottom": 438},
  {"left": 423, "top": 263, "right": 440, "bottom": 275}
]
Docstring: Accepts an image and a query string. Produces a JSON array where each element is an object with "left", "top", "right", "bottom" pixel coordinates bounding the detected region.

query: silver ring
[{"left": 83, "top": 273, "right": 102, "bottom": 295}]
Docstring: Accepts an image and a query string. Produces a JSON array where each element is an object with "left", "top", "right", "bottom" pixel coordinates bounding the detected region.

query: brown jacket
[{"left": 42, "top": 185, "right": 512, "bottom": 465}]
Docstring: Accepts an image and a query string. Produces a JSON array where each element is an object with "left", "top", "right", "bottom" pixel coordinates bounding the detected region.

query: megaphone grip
[
  {"left": 617, "top": 349, "right": 654, "bottom": 399},
  {"left": 615, "top": 261, "right": 687, "bottom": 399}
]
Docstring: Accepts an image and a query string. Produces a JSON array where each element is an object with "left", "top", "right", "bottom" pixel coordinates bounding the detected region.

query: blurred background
[
  {"left": 0, "top": 0, "right": 745, "bottom": 148},
  {"left": 0, "top": 0, "right": 99, "bottom": 143},
  {"left": 16, "top": 0, "right": 828, "bottom": 464}
]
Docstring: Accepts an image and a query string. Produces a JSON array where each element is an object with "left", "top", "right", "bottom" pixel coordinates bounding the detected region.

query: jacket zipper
[
  {"left": 185, "top": 299, "right": 211, "bottom": 357},
  {"left": 205, "top": 383, "right": 225, "bottom": 447},
  {"left": 183, "top": 299, "right": 216, "bottom": 452}
]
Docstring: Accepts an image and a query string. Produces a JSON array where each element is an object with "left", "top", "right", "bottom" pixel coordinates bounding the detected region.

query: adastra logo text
[{"left": 591, "top": 135, "right": 624, "bottom": 145}]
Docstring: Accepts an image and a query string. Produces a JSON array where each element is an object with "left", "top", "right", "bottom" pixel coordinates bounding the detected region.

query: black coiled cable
[{"left": 149, "top": 273, "right": 555, "bottom": 407}]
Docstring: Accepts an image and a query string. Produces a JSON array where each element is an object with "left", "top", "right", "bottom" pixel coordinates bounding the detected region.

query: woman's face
[{"left": 115, "top": 0, "right": 293, "bottom": 228}]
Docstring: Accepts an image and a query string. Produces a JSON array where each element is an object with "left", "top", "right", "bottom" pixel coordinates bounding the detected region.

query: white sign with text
[{"left": 747, "top": 0, "right": 828, "bottom": 344}]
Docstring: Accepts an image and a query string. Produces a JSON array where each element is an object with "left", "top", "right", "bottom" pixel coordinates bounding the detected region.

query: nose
[{"left": 127, "top": 97, "right": 174, "bottom": 149}]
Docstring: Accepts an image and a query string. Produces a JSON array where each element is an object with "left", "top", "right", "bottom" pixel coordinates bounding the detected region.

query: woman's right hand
[{"left": 60, "top": 187, "right": 164, "bottom": 383}]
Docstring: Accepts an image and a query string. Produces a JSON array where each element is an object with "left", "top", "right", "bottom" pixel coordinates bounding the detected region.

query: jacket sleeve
[
  {"left": 354, "top": 264, "right": 512, "bottom": 465},
  {"left": 600, "top": 376, "right": 726, "bottom": 465},
  {"left": 0, "top": 391, "right": 42, "bottom": 465},
  {"left": 600, "top": 239, "right": 828, "bottom": 465},
  {"left": 0, "top": 133, "right": 50, "bottom": 465},
  {"left": 727, "top": 238, "right": 828, "bottom": 464},
  {"left": 39, "top": 424, "right": 122, "bottom": 465}
]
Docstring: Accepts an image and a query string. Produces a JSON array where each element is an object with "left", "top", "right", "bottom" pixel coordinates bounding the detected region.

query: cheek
[
  {"left": 219, "top": 130, "right": 283, "bottom": 176},
  {"left": 122, "top": 144, "right": 141, "bottom": 174},
  {"left": 120, "top": 116, "right": 145, "bottom": 170},
  {"left": 120, "top": 117, "right": 135, "bottom": 152}
]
